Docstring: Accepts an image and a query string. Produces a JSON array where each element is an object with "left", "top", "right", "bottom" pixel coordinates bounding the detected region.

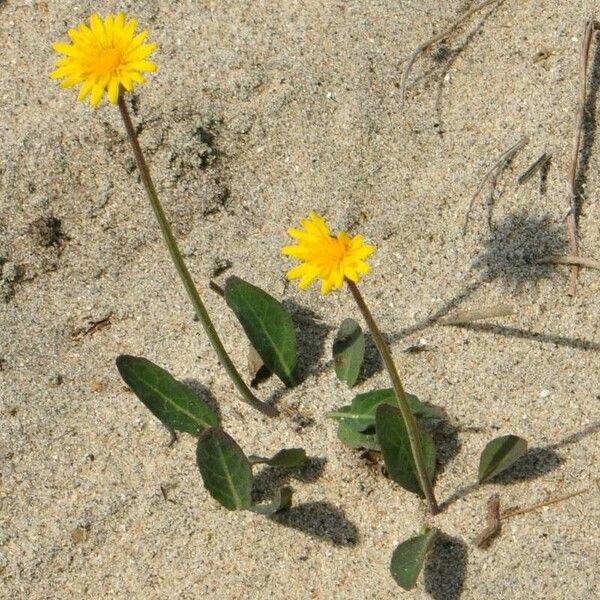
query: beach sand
[{"left": 1, "top": 1, "right": 599, "bottom": 598}]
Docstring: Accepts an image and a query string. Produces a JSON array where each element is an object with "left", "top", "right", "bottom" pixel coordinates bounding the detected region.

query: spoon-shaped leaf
[
  {"left": 333, "top": 318, "right": 365, "bottom": 387},
  {"left": 337, "top": 423, "right": 380, "bottom": 450},
  {"left": 116, "top": 355, "right": 219, "bottom": 435},
  {"left": 478, "top": 435, "right": 528, "bottom": 483},
  {"left": 376, "top": 404, "right": 436, "bottom": 497},
  {"left": 225, "top": 276, "right": 298, "bottom": 387},
  {"left": 327, "top": 388, "right": 441, "bottom": 432},
  {"left": 250, "top": 486, "right": 293, "bottom": 514},
  {"left": 196, "top": 428, "right": 252, "bottom": 510},
  {"left": 248, "top": 448, "right": 307, "bottom": 468},
  {"left": 390, "top": 527, "right": 438, "bottom": 590}
]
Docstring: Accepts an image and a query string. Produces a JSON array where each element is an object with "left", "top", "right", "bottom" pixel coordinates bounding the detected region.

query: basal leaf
[
  {"left": 478, "top": 435, "right": 528, "bottom": 483},
  {"left": 250, "top": 486, "right": 293, "bottom": 514},
  {"left": 196, "top": 428, "right": 253, "bottom": 511},
  {"left": 376, "top": 404, "right": 436, "bottom": 497},
  {"left": 327, "top": 388, "right": 441, "bottom": 433},
  {"left": 337, "top": 422, "right": 380, "bottom": 451},
  {"left": 333, "top": 318, "right": 365, "bottom": 387},
  {"left": 390, "top": 527, "right": 438, "bottom": 590},
  {"left": 116, "top": 355, "right": 219, "bottom": 435},
  {"left": 248, "top": 448, "right": 307, "bottom": 468},
  {"left": 225, "top": 276, "right": 298, "bottom": 387}
]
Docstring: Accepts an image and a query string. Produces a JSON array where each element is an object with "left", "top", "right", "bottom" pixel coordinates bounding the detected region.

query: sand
[{"left": 1, "top": 1, "right": 599, "bottom": 598}]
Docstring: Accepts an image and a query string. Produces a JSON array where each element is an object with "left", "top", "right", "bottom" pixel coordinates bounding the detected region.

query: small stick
[
  {"left": 536, "top": 255, "right": 600, "bottom": 270},
  {"left": 439, "top": 304, "right": 515, "bottom": 325},
  {"left": 71, "top": 313, "right": 113, "bottom": 339},
  {"left": 517, "top": 152, "right": 552, "bottom": 185},
  {"left": 399, "top": 0, "right": 504, "bottom": 105},
  {"left": 209, "top": 280, "right": 225, "bottom": 297},
  {"left": 565, "top": 17, "right": 595, "bottom": 296},
  {"left": 463, "top": 136, "right": 528, "bottom": 234},
  {"left": 473, "top": 493, "right": 501, "bottom": 548},
  {"left": 500, "top": 487, "right": 588, "bottom": 521}
]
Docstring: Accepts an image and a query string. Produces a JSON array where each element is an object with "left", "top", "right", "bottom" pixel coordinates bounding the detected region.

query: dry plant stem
[
  {"left": 463, "top": 136, "right": 528, "bottom": 234},
  {"left": 440, "top": 304, "right": 514, "bottom": 325},
  {"left": 537, "top": 255, "right": 600, "bottom": 270},
  {"left": 347, "top": 280, "right": 439, "bottom": 514},
  {"left": 473, "top": 493, "right": 500, "bottom": 548},
  {"left": 400, "top": 0, "right": 503, "bottom": 105},
  {"left": 500, "top": 487, "right": 588, "bottom": 521},
  {"left": 565, "top": 17, "right": 595, "bottom": 296},
  {"left": 117, "top": 95, "right": 277, "bottom": 418},
  {"left": 517, "top": 152, "right": 552, "bottom": 185},
  {"left": 209, "top": 280, "right": 226, "bottom": 297}
]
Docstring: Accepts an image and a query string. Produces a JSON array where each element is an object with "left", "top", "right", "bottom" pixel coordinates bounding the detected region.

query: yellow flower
[
  {"left": 282, "top": 212, "right": 375, "bottom": 295},
  {"left": 51, "top": 13, "right": 157, "bottom": 107}
]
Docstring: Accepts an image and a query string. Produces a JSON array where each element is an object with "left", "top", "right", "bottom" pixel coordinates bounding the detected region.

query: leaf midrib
[
  {"left": 234, "top": 292, "right": 294, "bottom": 382},
  {"left": 128, "top": 368, "right": 211, "bottom": 429}
]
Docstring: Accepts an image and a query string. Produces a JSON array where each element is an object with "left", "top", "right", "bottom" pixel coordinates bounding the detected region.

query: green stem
[
  {"left": 117, "top": 95, "right": 277, "bottom": 418},
  {"left": 347, "top": 280, "right": 438, "bottom": 514}
]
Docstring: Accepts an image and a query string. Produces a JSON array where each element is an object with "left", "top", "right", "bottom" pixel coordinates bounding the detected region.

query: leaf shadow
[
  {"left": 490, "top": 447, "right": 562, "bottom": 484},
  {"left": 251, "top": 457, "right": 327, "bottom": 503},
  {"left": 424, "top": 532, "right": 468, "bottom": 600},
  {"left": 355, "top": 331, "right": 384, "bottom": 384},
  {"left": 432, "top": 425, "right": 461, "bottom": 478},
  {"left": 284, "top": 301, "right": 332, "bottom": 383},
  {"left": 181, "top": 378, "right": 222, "bottom": 421},
  {"left": 269, "top": 501, "right": 359, "bottom": 546}
]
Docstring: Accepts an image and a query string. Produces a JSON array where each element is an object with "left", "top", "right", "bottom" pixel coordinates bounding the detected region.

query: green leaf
[
  {"left": 225, "top": 276, "right": 298, "bottom": 387},
  {"left": 376, "top": 404, "right": 436, "bottom": 497},
  {"left": 248, "top": 448, "right": 308, "bottom": 468},
  {"left": 250, "top": 486, "right": 293, "bottom": 514},
  {"left": 333, "top": 318, "right": 365, "bottom": 387},
  {"left": 326, "top": 388, "right": 441, "bottom": 433},
  {"left": 478, "top": 435, "right": 528, "bottom": 483},
  {"left": 337, "top": 422, "right": 380, "bottom": 450},
  {"left": 196, "top": 428, "right": 253, "bottom": 511},
  {"left": 390, "top": 527, "right": 438, "bottom": 590},
  {"left": 116, "top": 355, "right": 219, "bottom": 435}
]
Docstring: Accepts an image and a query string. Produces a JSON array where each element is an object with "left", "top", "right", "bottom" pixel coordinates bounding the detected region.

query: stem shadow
[{"left": 573, "top": 29, "right": 600, "bottom": 224}]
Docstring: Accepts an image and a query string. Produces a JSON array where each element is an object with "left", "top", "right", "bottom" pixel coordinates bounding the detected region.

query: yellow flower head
[
  {"left": 282, "top": 212, "right": 375, "bottom": 295},
  {"left": 51, "top": 13, "right": 157, "bottom": 107}
]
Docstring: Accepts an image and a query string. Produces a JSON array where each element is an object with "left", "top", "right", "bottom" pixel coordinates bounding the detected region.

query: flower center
[
  {"left": 321, "top": 236, "right": 349, "bottom": 268},
  {"left": 95, "top": 47, "right": 123, "bottom": 75}
]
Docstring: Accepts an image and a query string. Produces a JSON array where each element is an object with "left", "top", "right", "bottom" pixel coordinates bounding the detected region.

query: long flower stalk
[
  {"left": 347, "top": 281, "right": 438, "bottom": 513},
  {"left": 117, "top": 96, "right": 277, "bottom": 418}
]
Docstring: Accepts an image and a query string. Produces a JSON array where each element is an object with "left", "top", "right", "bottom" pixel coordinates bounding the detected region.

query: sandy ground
[{"left": 1, "top": 0, "right": 600, "bottom": 598}]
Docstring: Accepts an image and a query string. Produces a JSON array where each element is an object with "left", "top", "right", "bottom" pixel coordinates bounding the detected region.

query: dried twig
[
  {"left": 565, "top": 18, "right": 595, "bottom": 296},
  {"left": 463, "top": 136, "right": 528, "bottom": 234},
  {"left": 474, "top": 487, "right": 588, "bottom": 548},
  {"left": 439, "top": 304, "right": 515, "bottom": 325},
  {"left": 500, "top": 487, "right": 588, "bottom": 521},
  {"left": 399, "top": 0, "right": 504, "bottom": 105},
  {"left": 536, "top": 255, "right": 600, "bottom": 270},
  {"left": 473, "top": 493, "right": 501, "bottom": 548},
  {"left": 71, "top": 313, "right": 113, "bottom": 339},
  {"left": 517, "top": 152, "right": 552, "bottom": 185},
  {"left": 209, "top": 280, "right": 225, "bottom": 297}
]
